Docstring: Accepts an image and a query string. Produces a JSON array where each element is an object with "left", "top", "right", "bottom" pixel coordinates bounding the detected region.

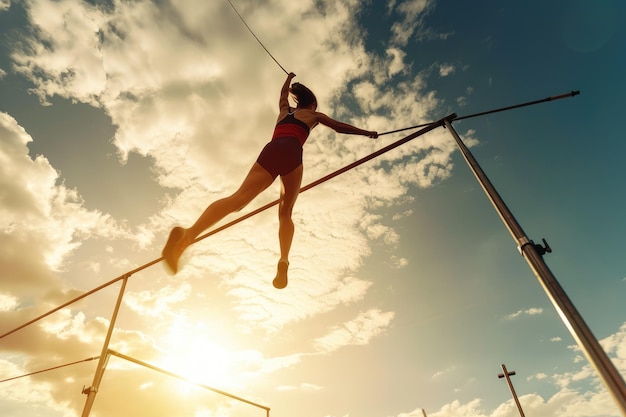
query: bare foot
[
  {"left": 162, "top": 227, "right": 186, "bottom": 274},
  {"left": 272, "top": 259, "right": 289, "bottom": 289}
]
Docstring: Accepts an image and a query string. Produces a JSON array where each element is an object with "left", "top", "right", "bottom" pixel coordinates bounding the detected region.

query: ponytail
[{"left": 290, "top": 82, "right": 317, "bottom": 108}]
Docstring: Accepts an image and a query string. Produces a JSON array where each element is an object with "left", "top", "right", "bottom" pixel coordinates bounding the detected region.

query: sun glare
[{"left": 157, "top": 316, "right": 237, "bottom": 392}]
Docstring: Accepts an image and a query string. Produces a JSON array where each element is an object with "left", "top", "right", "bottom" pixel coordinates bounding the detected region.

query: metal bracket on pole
[
  {"left": 81, "top": 385, "right": 97, "bottom": 395},
  {"left": 518, "top": 238, "right": 551, "bottom": 256},
  {"left": 533, "top": 238, "right": 552, "bottom": 255}
]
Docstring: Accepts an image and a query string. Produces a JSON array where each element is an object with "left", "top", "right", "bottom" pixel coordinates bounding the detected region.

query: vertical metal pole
[
  {"left": 498, "top": 364, "right": 525, "bottom": 417},
  {"left": 444, "top": 119, "right": 626, "bottom": 415},
  {"left": 81, "top": 274, "right": 131, "bottom": 417}
]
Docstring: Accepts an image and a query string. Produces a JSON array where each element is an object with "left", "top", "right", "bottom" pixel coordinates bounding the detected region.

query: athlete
[{"left": 162, "top": 72, "right": 378, "bottom": 288}]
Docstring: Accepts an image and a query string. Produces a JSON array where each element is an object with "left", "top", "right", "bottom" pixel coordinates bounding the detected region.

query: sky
[{"left": 0, "top": 0, "right": 625, "bottom": 416}]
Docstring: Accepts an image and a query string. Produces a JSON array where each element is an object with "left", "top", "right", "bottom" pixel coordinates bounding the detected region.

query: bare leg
[
  {"left": 273, "top": 164, "right": 303, "bottom": 289},
  {"left": 162, "top": 163, "right": 274, "bottom": 273},
  {"left": 187, "top": 164, "right": 274, "bottom": 240}
]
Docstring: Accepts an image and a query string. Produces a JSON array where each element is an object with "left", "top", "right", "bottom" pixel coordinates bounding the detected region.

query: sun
[{"left": 156, "top": 316, "right": 237, "bottom": 392}]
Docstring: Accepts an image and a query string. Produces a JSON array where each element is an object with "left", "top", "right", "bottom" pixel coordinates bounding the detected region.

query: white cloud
[
  {"left": 390, "top": 255, "right": 409, "bottom": 269},
  {"left": 431, "top": 399, "right": 488, "bottom": 417},
  {"left": 505, "top": 307, "right": 544, "bottom": 320},
  {"left": 0, "top": 0, "right": 9, "bottom": 11},
  {"left": 124, "top": 283, "right": 192, "bottom": 317},
  {"left": 439, "top": 64, "right": 455, "bottom": 77},
  {"left": 398, "top": 382, "right": 623, "bottom": 417},
  {"left": 0, "top": 358, "right": 76, "bottom": 416},
  {"left": 389, "top": 0, "right": 430, "bottom": 47},
  {"left": 314, "top": 309, "right": 395, "bottom": 353},
  {"left": 0, "top": 294, "right": 17, "bottom": 311},
  {"left": 276, "top": 382, "right": 323, "bottom": 392},
  {"left": 392, "top": 209, "right": 414, "bottom": 221},
  {"left": 432, "top": 365, "right": 456, "bottom": 378},
  {"left": 0, "top": 112, "right": 128, "bottom": 295},
  {"left": 40, "top": 309, "right": 92, "bottom": 342},
  {"left": 599, "top": 322, "right": 626, "bottom": 373},
  {"left": 10, "top": 0, "right": 108, "bottom": 105},
  {"left": 387, "top": 47, "right": 408, "bottom": 76}
]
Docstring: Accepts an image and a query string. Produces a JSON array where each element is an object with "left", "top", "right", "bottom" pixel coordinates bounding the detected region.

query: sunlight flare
[{"left": 157, "top": 316, "right": 236, "bottom": 392}]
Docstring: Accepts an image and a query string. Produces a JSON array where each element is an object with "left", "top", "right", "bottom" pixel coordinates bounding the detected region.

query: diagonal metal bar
[
  {"left": 0, "top": 114, "right": 452, "bottom": 341},
  {"left": 108, "top": 349, "right": 270, "bottom": 412}
]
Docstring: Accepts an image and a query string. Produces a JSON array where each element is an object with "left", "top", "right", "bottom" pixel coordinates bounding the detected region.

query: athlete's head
[{"left": 290, "top": 82, "right": 317, "bottom": 110}]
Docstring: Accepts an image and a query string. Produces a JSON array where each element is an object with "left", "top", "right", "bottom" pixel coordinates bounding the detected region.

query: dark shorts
[{"left": 256, "top": 137, "right": 303, "bottom": 179}]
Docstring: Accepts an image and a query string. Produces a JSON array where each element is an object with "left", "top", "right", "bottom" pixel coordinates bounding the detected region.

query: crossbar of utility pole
[{"left": 498, "top": 364, "right": 525, "bottom": 417}]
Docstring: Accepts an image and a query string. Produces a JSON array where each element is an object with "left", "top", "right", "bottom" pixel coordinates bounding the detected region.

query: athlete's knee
[{"left": 278, "top": 205, "right": 294, "bottom": 221}]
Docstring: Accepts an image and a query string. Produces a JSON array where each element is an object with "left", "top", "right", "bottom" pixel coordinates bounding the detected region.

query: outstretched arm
[
  {"left": 315, "top": 112, "right": 378, "bottom": 138},
  {"left": 279, "top": 72, "right": 297, "bottom": 113}
]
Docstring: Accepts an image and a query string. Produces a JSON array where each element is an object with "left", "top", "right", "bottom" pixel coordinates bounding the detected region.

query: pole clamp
[
  {"left": 82, "top": 385, "right": 97, "bottom": 395},
  {"left": 518, "top": 237, "right": 552, "bottom": 256},
  {"left": 533, "top": 238, "right": 552, "bottom": 255}
]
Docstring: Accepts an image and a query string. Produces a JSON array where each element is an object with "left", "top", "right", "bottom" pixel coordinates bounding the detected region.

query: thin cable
[
  {"left": 378, "top": 90, "right": 580, "bottom": 136},
  {"left": 0, "top": 356, "right": 100, "bottom": 383},
  {"left": 0, "top": 115, "right": 453, "bottom": 341},
  {"left": 378, "top": 121, "right": 432, "bottom": 137},
  {"left": 225, "top": 0, "right": 289, "bottom": 74},
  {"left": 455, "top": 90, "right": 580, "bottom": 122}
]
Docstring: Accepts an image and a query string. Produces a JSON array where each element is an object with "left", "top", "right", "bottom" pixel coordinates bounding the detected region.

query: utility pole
[
  {"left": 498, "top": 364, "right": 526, "bottom": 417},
  {"left": 444, "top": 116, "right": 626, "bottom": 416}
]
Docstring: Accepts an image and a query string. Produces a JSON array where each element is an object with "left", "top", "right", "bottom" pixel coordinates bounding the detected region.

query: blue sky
[{"left": 1, "top": 1, "right": 625, "bottom": 417}]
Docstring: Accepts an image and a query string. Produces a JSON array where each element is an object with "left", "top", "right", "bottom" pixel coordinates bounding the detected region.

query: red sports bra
[{"left": 272, "top": 111, "right": 311, "bottom": 146}]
